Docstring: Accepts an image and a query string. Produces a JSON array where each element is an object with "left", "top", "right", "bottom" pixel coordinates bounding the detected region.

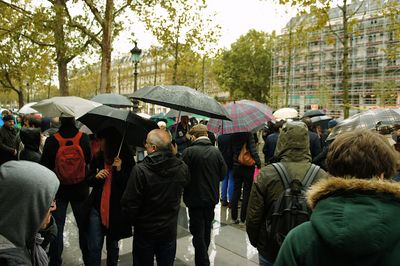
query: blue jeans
[
  {"left": 49, "top": 198, "right": 88, "bottom": 266},
  {"left": 86, "top": 208, "right": 119, "bottom": 266},
  {"left": 221, "top": 169, "right": 233, "bottom": 202},
  {"left": 132, "top": 233, "right": 176, "bottom": 266},
  {"left": 259, "top": 254, "right": 274, "bottom": 266}
]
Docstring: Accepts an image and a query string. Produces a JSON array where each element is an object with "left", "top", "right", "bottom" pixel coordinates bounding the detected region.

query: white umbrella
[
  {"left": 273, "top": 108, "right": 298, "bottom": 121},
  {"left": 18, "top": 102, "right": 38, "bottom": 114},
  {"left": 32, "top": 96, "right": 102, "bottom": 118}
]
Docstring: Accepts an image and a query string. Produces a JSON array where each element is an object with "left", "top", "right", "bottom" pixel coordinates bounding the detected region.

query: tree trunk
[
  {"left": 153, "top": 52, "right": 158, "bottom": 86},
  {"left": 342, "top": 0, "right": 350, "bottom": 118},
  {"left": 285, "top": 24, "right": 293, "bottom": 106},
  {"left": 172, "top": 39, "right": 179, "bottom": 84},
  {"left": 54, "top": 0, "right": 69, "bottom": 96},
  {"left": 201, "top": 55, "right": 206, "bottom": 92},
  {"left": 17, "top": 89, "right": 24, "bottom": 108},
  {"left": 99, "top": 0, "right": 113, "bottom": 93}
]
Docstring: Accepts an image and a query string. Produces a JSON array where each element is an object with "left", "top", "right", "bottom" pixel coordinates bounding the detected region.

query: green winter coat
[
  {"left": 246, "top": 122, "right": 328, "bottom": 261},
  {"left": 275, "top": 177, "right": 400, "bottom": 266}
]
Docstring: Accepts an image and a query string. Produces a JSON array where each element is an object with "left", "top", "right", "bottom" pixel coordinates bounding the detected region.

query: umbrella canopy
[
  {"left": 18, "top": 102, "right": 38, "bottom": 114},
  {"left": 237, "top": 100, "right": 274, "bottom": 118},
  {"left": 77, "top": 105, "right": 157, "bottom": 147},
  {"left": 150, "top": 113, "right": 175, "bottom": 128},
  {"left": 207, "top": 101, "right": 274, "bottom": 134},
  {"left": 91, "top": 93, "right": 133, "bottom": 107},
  {"left": 32, "top": 96, "right": 101, "bottom": 118},
  {"left": 311, "top": 115, "right": 332, "bottom": 130},
  {"left": 327, "top": 108, "right": 400, "bottom": 141},
  {"left": 303, "top": 109, "right": 325, "bottom": 118},
  {"left": 273, "top": 108, "right": 298, "bottom": 120},
  {"left": 166, "top": 109, "right": 210, "bottom": 121},
  {"left": 128, "top": 85, "right": 230, "bottom": 120}
]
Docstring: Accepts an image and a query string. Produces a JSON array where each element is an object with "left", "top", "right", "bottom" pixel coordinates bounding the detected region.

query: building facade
[{"left": 272, "top": 0, "right": 400, "bottom": 117}]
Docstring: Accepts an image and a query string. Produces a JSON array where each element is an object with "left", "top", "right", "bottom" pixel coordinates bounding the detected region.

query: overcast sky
[{"left": 113, "top": 0, "right": 298, "bottom": 55}]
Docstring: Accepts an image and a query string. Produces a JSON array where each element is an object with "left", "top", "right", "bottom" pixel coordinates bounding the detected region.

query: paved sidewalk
[{"left": 62, "top": 202, "right": 258, "bottom": 265}]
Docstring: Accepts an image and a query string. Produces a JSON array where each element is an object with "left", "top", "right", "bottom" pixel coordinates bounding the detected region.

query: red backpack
[{"left": 54, "top": 132, "right": 86, "bottom": 185}]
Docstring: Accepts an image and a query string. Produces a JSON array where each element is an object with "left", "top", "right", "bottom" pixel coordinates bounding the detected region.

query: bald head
[{"left": 147, "top": 129, "right": 172, "bottom": 151}]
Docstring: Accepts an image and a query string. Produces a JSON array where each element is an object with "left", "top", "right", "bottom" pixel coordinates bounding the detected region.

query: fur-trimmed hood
[
  {"left": 306, "top": 176, "right": 400, "bottom": 256},
  {"left": 307, "top": 177, "right": 400, "bottom": 209}
]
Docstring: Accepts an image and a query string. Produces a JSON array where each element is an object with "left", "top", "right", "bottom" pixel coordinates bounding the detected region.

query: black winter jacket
[
  {"left": 231, "top": 132, "right": 261, "bottom": 168},
  {"left": 0, "top": 126, "right": 18, "bottom": 165},
  {"left": 40, "top": 124, "right": 91, "bottom": 201},
  {"left": 217, "top": 134, "right": 233, "bottom": 169},
  {"left": 121, "top": 150, "right": 189, "bottom": 241},
  {"left": 85, "top": 151, "right": 134, "bottom": 240},
  {"left": 19, "top": 128, "right": 41, "bottom": 163},
  {"left": 182, "top": 137, "right": 227, "bottom": 207}
]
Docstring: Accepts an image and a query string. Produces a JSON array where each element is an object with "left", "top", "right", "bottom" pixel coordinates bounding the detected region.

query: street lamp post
[{"left": 130, "top": 41, "right": 142, "bottom": 93}]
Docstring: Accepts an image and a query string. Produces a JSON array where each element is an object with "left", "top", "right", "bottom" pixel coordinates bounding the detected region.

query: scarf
[{"left": 100, "top": 163, "right": 113, "bottom": 228}]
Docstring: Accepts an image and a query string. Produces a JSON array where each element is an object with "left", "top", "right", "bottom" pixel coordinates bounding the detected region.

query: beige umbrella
[{"left": 32, "top": 96, "right": 101, "bottom": 118}]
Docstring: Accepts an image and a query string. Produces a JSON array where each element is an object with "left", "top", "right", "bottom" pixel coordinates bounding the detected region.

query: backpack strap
[
  {"left": 272, "top": 163, "right": 292, "bottom": 189},
  {"left": 54, "top": 132, "right": 83, "bottom": 147},
  {"left": 302, "top": 164, "right": 320, "bottom": 188}
]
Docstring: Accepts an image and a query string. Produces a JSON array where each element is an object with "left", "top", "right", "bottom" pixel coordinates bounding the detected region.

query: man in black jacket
[
  {"left": 182, "top": 124, "right": 227, "bottom": 266},
  {"left": 0, "top": 114, "right": 19, "bottom": 165},
  {"left": 301, "top": 117, "right": 322, "bottom": 160},
  {"left": 40, "top": 117, "right": 91, "bottom": 266},
  {"left": 121, "top": 129, "right": 190, "bottom": 265}
]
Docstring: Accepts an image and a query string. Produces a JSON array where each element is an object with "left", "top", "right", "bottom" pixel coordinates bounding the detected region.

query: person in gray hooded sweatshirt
[{"left": 0, "top": 161, "right": 60, "bottom": 266}]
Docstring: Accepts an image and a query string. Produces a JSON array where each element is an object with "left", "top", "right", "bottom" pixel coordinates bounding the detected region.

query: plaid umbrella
[
  {"left": 327, "top": 108, "right": 400, "bottom": 141},
  {"left": 207, "top": 101, "right": 274, "bottom": 134}
]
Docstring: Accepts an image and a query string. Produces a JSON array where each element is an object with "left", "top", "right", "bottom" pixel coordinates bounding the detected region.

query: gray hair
[{"left": 147, "top": 129, "right": 172, "bottom": 150}]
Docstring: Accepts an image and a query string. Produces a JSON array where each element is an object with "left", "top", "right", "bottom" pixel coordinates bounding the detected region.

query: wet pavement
[{"left": 61, "top": 201, "right": 258, "bottom": 265}]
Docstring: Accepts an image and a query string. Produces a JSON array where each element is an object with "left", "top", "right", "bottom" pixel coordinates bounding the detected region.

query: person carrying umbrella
[
  {"left": 85, "top": 127, "right": 134, "bottom": 266},
  {"left": 172, "top": 115, "right": 192, "bottom": 154}
]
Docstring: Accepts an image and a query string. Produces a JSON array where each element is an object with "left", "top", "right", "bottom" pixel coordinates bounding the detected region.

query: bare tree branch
[
  {"left": 349, "top": 1, "right": 365, "bottom": 19},
  {"left": 322, "top": 9, "right": 343, "bottom": 45},
  {"left": 83, "top": 0, "right": 104, "bottom": 26},
  {"left": 62, "top": 3, "right": 102, "bottom": 47},
  {"left": 113, "top": 0, "right": 132, "bottom": 18},
  {"left": 0, "top": 27, "right": 55, "bottom": 47},
  {"left": 0, "top": 0, "right": 33, "bottom": 18}
]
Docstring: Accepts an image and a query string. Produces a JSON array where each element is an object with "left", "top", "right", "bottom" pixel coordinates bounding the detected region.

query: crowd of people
[{"left": 0, "top": 109, "right": 400, "bottom": 266}]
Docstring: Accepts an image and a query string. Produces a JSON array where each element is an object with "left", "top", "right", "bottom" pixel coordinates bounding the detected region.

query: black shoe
[{"left": 221, "top": 200, "right": 228, "bottom": 207}]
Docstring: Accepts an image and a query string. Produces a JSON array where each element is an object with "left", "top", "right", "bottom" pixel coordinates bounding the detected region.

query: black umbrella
[
  {"left": 78, "top": 105, "right": 157, "bottom": 148},
  {"left": 128, "top": 85, "right": 230, "bottom": 120},
  {"left": 303, "top": 109, "right": 325, "bottom": 118},
  {"left": 91, "top": 93, "right": 133, "bottom": 107},
  {"left": 311, "top": 115, "right": 332, "bottom": 130}
]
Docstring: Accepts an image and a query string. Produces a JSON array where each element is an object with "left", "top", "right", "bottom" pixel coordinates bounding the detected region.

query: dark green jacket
[
  {"left": 246, "top": 122, "right": 328, "bottom": 261},
  {"left": 275, "top": 177, "right": 400, "bottom": 266}
]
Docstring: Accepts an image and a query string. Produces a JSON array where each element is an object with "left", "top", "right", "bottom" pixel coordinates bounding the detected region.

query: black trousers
[
  {"left": 231, "top": 165, "right": 254, "bottom": 222},
  {"left": 188, "top": 206, "right": 215, "bottom": 266}
]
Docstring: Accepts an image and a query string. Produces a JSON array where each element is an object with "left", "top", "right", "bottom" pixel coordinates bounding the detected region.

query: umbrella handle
[
  {"left": 175, "top": 110, "right": 181, "bottom": 139},
  {"left": 117, "top": 127, "right": 126, "bottom": 158}
]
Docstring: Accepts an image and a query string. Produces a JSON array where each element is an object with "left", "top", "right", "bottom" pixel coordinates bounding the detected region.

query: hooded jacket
[
  {"left": 19, "top": 128, "right": 41, "bottom": 163},
  {"left": 246, "top": 122, "right": 327, "bottom": 261},
  {"left": 182, "top": 137, "right": 227, "bottom": 207},
  {"left": 121, "top": 150, "right": 189, "bottom": 241},
  {"left": 0, "top": 161, "right": 59, "bottom": 266},
  {"left": 275, "top": 177, "right": 400, "bottom": 266}
]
